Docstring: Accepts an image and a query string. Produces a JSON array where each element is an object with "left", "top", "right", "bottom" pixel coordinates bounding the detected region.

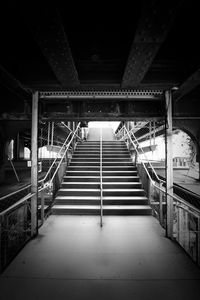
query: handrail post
[
  {"left": 159, "top": 181, "right": 163, "bottom": 226},
  {"left": 197, "top": 217, "right": 200, "bottom": 265},
  {"left": 100, "top": 128, "right": 103, "bottom": 227},
  {"left": 165, "top": 90, "right": 174, "bottom": 239},
  {"left": 41, "top": 190, "right": 45, "bottom": 225},
  {"left": 31, "top": 91, "right": 38, "bottom": 237}
]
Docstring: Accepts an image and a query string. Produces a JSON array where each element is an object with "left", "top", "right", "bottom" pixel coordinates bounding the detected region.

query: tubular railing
[
  {"left": 0, "top": 191, "right": 34, "bottom": 272},
  {"left": 122, "top": 126, "right": 164, "bottom": 185},
  {"left": 38, "top": 122, "right": 81, "bottom": 223},
  {"left": 38, "top": 131, "right": 73, "bottom": 188},
  {"left": 117, "top": 125, "right": 200, "bottom": 266},
  {"left": 0, "top": 122, "right": 81, "bottom": 272},
  {"left": 100, "top": 128, "right": 103, "bottom": 227}
]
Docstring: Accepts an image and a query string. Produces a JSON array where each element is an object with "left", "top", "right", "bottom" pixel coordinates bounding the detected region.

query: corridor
[{"left": 0, "top": 215, "right": 200, "bottom": 300}]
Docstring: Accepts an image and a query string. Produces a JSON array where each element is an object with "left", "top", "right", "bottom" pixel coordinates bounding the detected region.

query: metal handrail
[
  {"left": 122, "top": 126, "right": 200, "bottom": 216},
  {"left": 100, "top": 128, "right": 103, "bottom": 227},
  {"left": 39, "top": 122, "right": 81, "bottom": 191},
  {"left": 61, "top": 122, "right": 82, "bottom": 140},
  {"left": 123, "top": 126, "right": 164, "bottom": 184},
  {"left": 39, "top": 131, "right": 73, "bottom": 185},
  {"left": 0, "top": 123, "right": 81, "bottom": 206},
  {"left": 0, "top": 192, "right": 35, "bottom": 216}
]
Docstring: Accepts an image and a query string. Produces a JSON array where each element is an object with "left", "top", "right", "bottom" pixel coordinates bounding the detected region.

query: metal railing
[
  {"left": 0, "top": 191, "right": 34, "bottom": 272},
  {"left": 0, "top": 122, "right": 81, "bottom": 272},
  {"left": 38, "top": 122, "right": 81, "bottom": 224},
  {"left": 117, "top": 125, "right": 200, "bottom": 266},
  {"left": 100, "top": 128, "right": 103, "bottom": 227}
]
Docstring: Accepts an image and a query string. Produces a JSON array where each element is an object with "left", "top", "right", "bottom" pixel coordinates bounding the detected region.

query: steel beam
[
  {"left": 40, "top": 89, "right": 162, "bottom": 100},
  {"left": 22, "top": 3, "right": 79, "bottom": 87},
  {"left": 122, "top": 0, "right": 182, "bottom": 88},
  {"left": 0, "top": 64, "right": 30, "bottom": 99},
  {"left": 31, "top": 91, "right": 38, "bottom": 237},
  {"left": 173, "top": 68, "right": 200, "bottom": 101},
  {"left": 165, "top": 90, "right": 174, "bottom": 239}
]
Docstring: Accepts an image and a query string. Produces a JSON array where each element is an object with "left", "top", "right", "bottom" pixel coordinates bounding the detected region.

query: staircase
[{"left": 52, "top": 140, "right": 152, "bottom": 215}]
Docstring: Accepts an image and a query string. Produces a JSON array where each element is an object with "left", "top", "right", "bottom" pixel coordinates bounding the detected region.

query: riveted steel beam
[
  {"left": 40, "top": 89, "right": 163, "bottom": 100},
  {"left": 21, "top": 2, "right": 79, "bottom": 88},
  {"left": 0, "top": 64, "right": 30, "bottom": 99},
  {"left": 122, "top": 0, "right": 183, "bottom": 88},
  {"left": 173, "top": 68, "right": 200, "bottom": 101}
]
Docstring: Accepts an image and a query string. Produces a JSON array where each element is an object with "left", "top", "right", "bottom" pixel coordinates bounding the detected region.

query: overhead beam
[
  {"left": 0, "top": 64, "right": 30, "bottom": 99},
  {"left": 173, "top": 68, "right": 200, "bottom": 101},
  {"left": 21, "top": 2, "right": 80, "bottom": 87},
  {"left": 122, "top": 0, "right": 182, "bottom": 88}
]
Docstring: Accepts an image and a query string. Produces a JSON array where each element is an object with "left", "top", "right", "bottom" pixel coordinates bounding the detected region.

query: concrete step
[
  {"left": 103, "top": 189, "right": 145, "bottom": 196},
  {"left": 63, "top": 176, "right": 140, "bottom": 182},
  {"left": 76, "top": 146, "right": 127, "bottom": 149},
  {"left": 61, "top": 182, "right": 142, "bottom": 189},
  {"left": 67, "top": 166, "right": 137, "bottom": 171},
  {"left": 66, "top": 171, "right": 138, "bottom": 176},
  {"left": 54, "top": 196, "right": 148, "bottom": 205},
  {"left": 74, "top": 151, "right": 129, "bottom": 155},
  {"left": 70, "top": 161, "right": 134, "bottom": 166},
  {"left": 52, "top": 205, "right": 152, "bottom": 215},
  {"left": 72, "top": 154, "right": 131, "bottom": 158},
  {"left": 71, "top": 158, "right": 132, "bottom": 162},
  {"left": 57, "top": 188, "right": 145, "bottom": 196}
]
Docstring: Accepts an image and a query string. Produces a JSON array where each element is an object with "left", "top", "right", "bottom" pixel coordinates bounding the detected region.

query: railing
[
  {"left": 100, "top": 128, "right": 103, "bottom": 227},
  {"left": 0, "top": 192, "right": 34, "bottom": 272},
  {"left": 117, "top": 125, "right": 200, "bottom": 266},
  {"left": 0, "top": 122, "right": 81, "bottom": 272},
  {"left": 38, "top": 122, "right": 81, "bottom": 224}
]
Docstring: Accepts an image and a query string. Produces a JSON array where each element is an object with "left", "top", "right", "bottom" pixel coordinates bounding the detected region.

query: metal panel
[{"left": 122, "top": 0, "right": 183, "bottom": 87}]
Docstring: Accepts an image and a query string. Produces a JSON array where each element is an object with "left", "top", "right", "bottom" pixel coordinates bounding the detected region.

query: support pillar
[
  {"left": 165, "top": 90, "right": 174, "bottom": 238},
  {"left": 31, "top": 91, "right": 39, "bottom": 237}
]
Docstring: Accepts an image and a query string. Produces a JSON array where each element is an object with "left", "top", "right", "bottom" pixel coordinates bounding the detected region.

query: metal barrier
[
  {"left": 38, "top": 122, "right": 81, "bottom": 225},
  {"left": 117, "top": 125, "right": 200, "bottom": 266},
  {"left": 0, "top": 122, "right": 81, "bottom": 272},
  {"left": 0, "top": 192, "right": 34, "bottom": 272}
]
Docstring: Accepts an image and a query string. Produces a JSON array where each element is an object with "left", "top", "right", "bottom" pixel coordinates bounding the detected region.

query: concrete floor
[
  {"left": 156, "top": 168, "right": 200, "bottom": 195},
  {"left": 0, "top": 215, "right": 200, "bottom": 300}
]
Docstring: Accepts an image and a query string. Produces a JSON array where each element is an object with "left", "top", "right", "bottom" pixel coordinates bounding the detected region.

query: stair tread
[
  {"left": 68, "top": 166, "right": 135, "bottom": 168},
  {"left": 66, "top": 171, "right": 137, "bottom": 172},
  {"left": 55, "top": 196, "right": 147, "bottom": 200},
  {"left": 64, "top": 176, "right": 139, "bottom": 178},
  {"left": 52, "top": 205, "right": 151, "bottom": 209},
  {"left": 59, "top": 188, "right": 144, "bottom": 191},
  {"left": 62, "top": 182, "right": 141, "bottom": 184}
]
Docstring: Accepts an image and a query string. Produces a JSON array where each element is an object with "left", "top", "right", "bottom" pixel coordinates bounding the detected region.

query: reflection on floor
[{"left": 0, "top": 215, "right": 200, "bottom": 300}]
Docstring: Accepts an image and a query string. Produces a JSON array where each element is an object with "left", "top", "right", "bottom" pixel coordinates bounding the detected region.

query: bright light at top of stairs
[{"left": 88, "top": 121, "right": 120, "bottom": 131}]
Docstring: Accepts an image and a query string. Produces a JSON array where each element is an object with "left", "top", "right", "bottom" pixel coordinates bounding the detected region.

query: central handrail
[{"left": 100, "top": 128, "right": 103, "bottom": 227}]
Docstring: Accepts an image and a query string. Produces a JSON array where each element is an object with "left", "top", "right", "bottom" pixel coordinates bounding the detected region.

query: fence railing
[
  {"left": 0, "top": 192, "right": 34, "bottom": 272},
  {"left": 0, "top": 122, "right": 81, "bottom": 272},
  {"left": 38, "top": 122, "right": 81, "bottom": 225},
  {"left": 117, "top": 124, "right": 200, "bottom": 266}
]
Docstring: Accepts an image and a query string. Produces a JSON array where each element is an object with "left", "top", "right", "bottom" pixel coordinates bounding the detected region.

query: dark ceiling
[{"left": 0, "top": 0, "right": 200, "bottom": 107}]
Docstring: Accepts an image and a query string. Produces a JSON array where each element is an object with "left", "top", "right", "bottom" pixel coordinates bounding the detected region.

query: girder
[
  {"left": 21, "top": 2, "right": 79, "bottom": 88},
  {"left": 173, "top": 68, "right": 200, "bottom": 101},
  {"left": 122, "top": 0, "right": 183, "bottom": 88},
  {"left": 40, "top": 89, "right": 163, "bottom": 100},
  {"left": 0, "top": 65, "right": 30, "bottom": 99}
]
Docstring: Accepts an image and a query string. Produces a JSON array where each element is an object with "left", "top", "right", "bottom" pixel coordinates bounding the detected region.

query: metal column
[
  {"left": 31, "top": 91, "right": 39, "bottom": 237},
  {"left": 165, "top": 90, "right": 174, "bottom": 238}
]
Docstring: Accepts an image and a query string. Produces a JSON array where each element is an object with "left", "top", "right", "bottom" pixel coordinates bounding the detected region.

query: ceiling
[{"left": 0, "top": 0, "right": 200, "bottom": 115}]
